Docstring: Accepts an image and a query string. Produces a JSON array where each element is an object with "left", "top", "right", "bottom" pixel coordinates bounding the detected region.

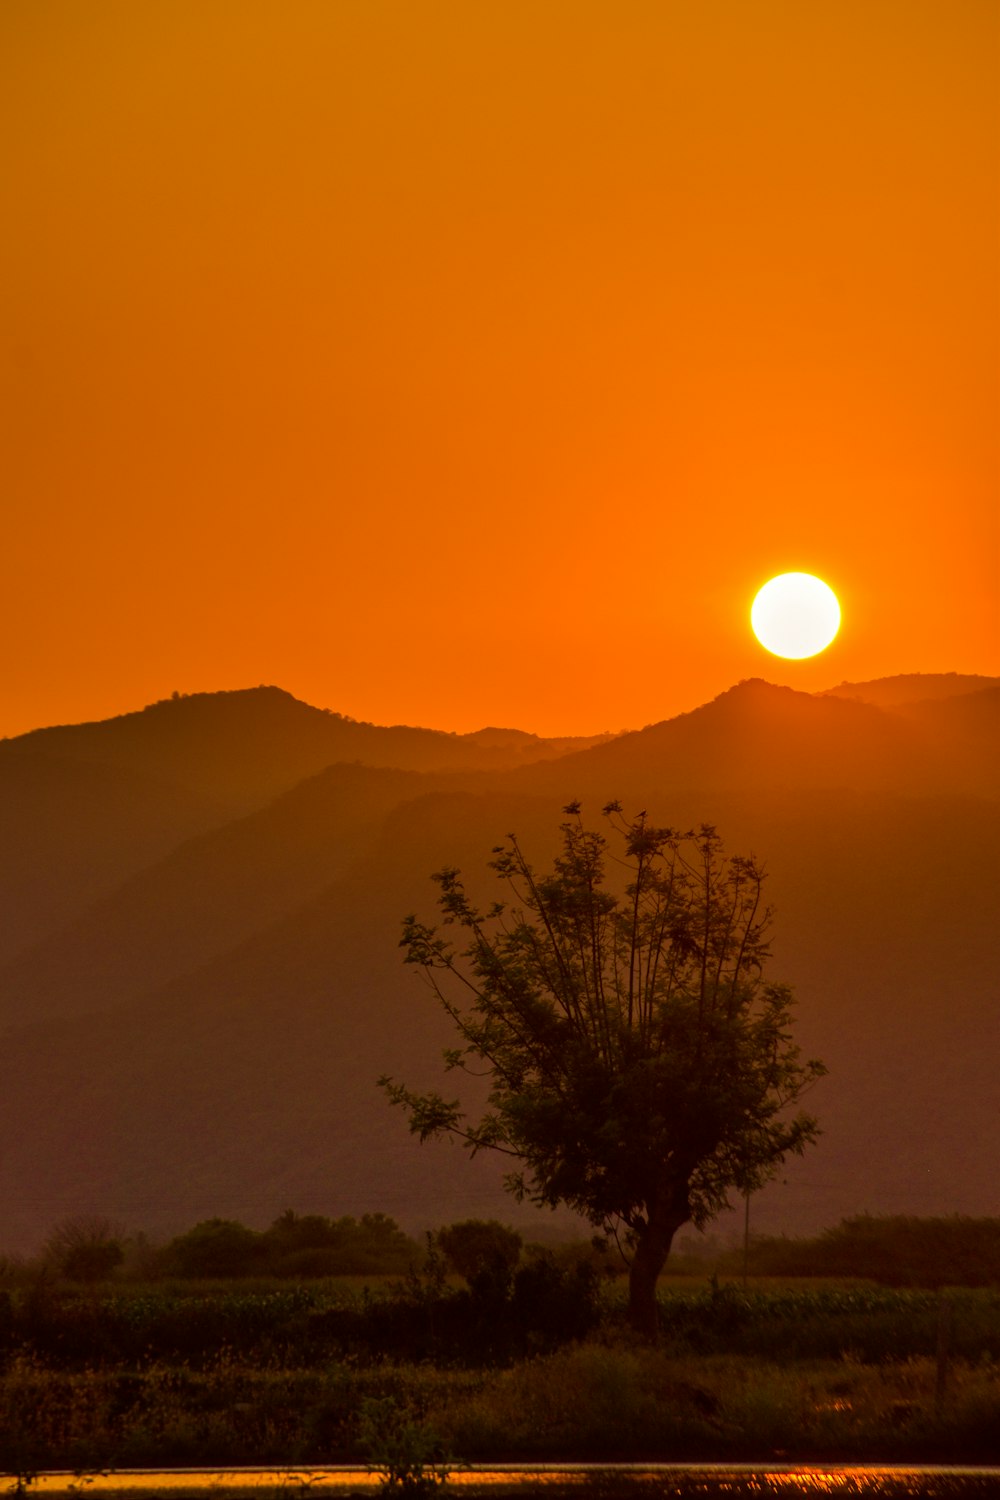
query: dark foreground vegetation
[
  {"left": 30, "top": 1210, "right": 423, "bottom": 1284},
  {"left": 2, "top": 1214, "right": 1000, "bottom": 1475},
  {"left": 15, "top": 1208, "right": 1000, "bottom": 1289},
  {"left": 387, "top": 812, "right": 826, "bottom": 1338},
  {"left": 729, "top": 1215, "right": 1000, "bottom": 1289}
]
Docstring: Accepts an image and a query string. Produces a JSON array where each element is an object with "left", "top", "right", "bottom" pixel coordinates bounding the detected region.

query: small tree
[
  {"left": 381, "top": 805, "right": 825, "bottom": 1336},
  {"left": 43, "top": 1215, "right": 127, "bottom": 1282},
  {"left": 161, "top": 1218, "right": 263, "bottom": 1278},
  {"left": 435, "top": 1219, "right": 523, "bottom": 1291}
]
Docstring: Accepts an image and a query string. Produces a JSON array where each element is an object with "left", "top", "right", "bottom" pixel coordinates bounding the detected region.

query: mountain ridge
[
  {"left": 1, "top": 671, "right": 996, "bottom": 1253},
  {"left": 0, "top": 687, "right": 614, "bottom": 964},
  {"left": 819, "top": 671, "right": 1000, "bottom": 708},
  {"left": 1, "top": 685, "right": 617, "bottom": 791}
]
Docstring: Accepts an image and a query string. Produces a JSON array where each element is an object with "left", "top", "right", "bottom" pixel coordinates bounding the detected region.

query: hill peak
[{"left": 713, "top": 677, "right": 799, "bottom": 703}]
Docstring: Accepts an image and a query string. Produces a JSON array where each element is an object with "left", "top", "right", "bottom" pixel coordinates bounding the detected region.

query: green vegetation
[
  {"left": 5, "top": 1345, "right": 1000, "bottom": 1472},
  {"left": 385, "top": 808, "right": 824, "bottom": 1335},
  {"left": 42, "top": 1217, "right": 127, "bottom": 1284},
  {"left": 357, "top": 1394, "right": 453, "bottom": 1494},
  {"left": 434, "top": 1220, "right": 524, "bottom": 1291},
  {"left": 11, "top": 1210, "right": 1000, "bottom": 1291},
  {"left": 727, "top": 1214, "right": 1000, "bottom": 1288},
  {"left": 9, "top": 1212, "right": 422, "bottom": 1286},
  {"left": 2, "top": 1280, "right": 1000, "bottom": 1470},
  {"left": 4, "top": 1212, "right": 1000, "bottom": 1472}
]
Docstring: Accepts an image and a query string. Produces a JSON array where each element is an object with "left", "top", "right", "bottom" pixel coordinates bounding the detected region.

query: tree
[
  {"left": 435, "top": 1219, "right": 523, "bottom": 1291},
  {"left": 261, "top": 1210, "right": 421, "bottom": 1276},
  {"left": 44, "top": 1214, "right": 127, "bottom": 1282},
  {"left": 381, "top": 804, "right": 825, "bottom": 1337},
  {"left": 161, "top": 1218, "right": 263, "bottom": 1278}
]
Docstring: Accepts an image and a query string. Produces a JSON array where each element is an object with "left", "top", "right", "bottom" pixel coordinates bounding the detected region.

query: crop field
[{"left": 2, "top": 1277, "right": 999, "bottom": 1473}]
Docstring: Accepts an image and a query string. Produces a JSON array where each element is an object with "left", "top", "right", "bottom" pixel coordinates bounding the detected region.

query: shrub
[
  {"left": 434, "top": 1221, "right": 522, "bottom": 1293},
  {"left": 729, "top": 1215, "right": 1000, "bottom": 1287},
  {"left": 357, "top": 1395, "right": 452, "bottom": 1493},
  {"left": 160, "top": 1220, "right": 264, "bottom": 1279},
  {"left": 262, "top": 1211, "right": 421, "bottom": 1277},
  {"left": 43, "top": 1217, "right": 127, "bottom": 1283}
]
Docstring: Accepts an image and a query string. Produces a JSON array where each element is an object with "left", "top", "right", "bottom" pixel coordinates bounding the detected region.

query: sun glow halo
[{"left": 751, "top": 573, "right": 841, "bottom": 659}]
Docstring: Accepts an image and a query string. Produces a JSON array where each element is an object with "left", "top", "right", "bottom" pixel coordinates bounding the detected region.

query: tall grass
[
  {"left": 2, "top": 1346, "right": 999, "bottom": 1470},
  {"left": 3, "top": 1280, "right": 1000, "bottom": 1470}
]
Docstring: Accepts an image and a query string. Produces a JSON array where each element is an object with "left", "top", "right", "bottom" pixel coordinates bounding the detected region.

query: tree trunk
[{"left": 627, "top": 1215, "right": 681, "bottom": 1339}]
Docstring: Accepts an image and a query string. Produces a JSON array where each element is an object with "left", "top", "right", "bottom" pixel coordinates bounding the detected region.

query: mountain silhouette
[
  {"left": 0, "top": 675, "right": 996, "bottom": 1254},
  {"left": 2, "top": 686, "right": 614, "bottom": 808},
  {"left": 0, "top": 750, "right": 229, "bottom": 966},
  {"left": 0, "top": 763, "right": 477, "bottom": 1027},
  {"left": 509, "top": 676, "right": 998, "bottom": 802},
  {"left": 0, "top": 687, "right": 611, "bottom": 962},
  {"left": 820, "top": 671, "right": 1000, "bottom": 708}
]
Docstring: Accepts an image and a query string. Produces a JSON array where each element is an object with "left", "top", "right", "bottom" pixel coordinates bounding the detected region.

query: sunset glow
[{"left": 1, "top": 2, "right": 996, "bottom": 736}]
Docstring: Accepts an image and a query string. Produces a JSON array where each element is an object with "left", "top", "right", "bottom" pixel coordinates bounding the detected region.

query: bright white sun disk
[{"left": 751, "top": 573, "right": 841, "bottom": 659}]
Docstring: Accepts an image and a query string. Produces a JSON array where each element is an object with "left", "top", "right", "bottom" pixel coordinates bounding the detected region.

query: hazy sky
[{"left": 2, "top": 0, "right": 997, "bottom": 737}]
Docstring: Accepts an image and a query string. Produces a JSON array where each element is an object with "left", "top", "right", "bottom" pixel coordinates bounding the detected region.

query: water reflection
[{"left": 18, "top": 1469, "right": 1000, "bottom": 1498}]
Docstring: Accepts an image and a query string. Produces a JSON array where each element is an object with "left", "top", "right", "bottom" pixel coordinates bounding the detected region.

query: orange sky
[{"left": 2, "top": 0, "right": 997, "bottom": 738}]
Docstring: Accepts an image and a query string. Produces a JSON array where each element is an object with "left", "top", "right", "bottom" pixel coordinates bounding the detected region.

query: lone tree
[{"left": 381, "top": 805, "right": 825, "bottom": 1336}]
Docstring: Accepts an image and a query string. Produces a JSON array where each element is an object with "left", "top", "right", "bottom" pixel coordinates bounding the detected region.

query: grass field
[{"left": 2, "top": 1276, "right": 999, "bottom": 1473}]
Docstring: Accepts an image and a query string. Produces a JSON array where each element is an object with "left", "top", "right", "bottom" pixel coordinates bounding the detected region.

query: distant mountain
[
  {"left": 12, "top": 678, "right": 995, "bottom": 1030},
  {"left": 458, "top": 726, "right": 618, "bottom": 758},
  {"left": 0, "top": 751, "right": 228, "bottom": 966},
  {"left": 0, "top": 763, "right": 472, "bottom": 1027},
  {"left": 895, "top": 681, "right": 1000, "bottom": 733},
  {"left": 889, "top": 685, "right": 1000, "bottom": 800},
  {"left": 820, "top": 672, "right": 1000, "bottom": 708},
  {"left": 0, "top": 688, "right": 612, "bottom": 962},
  {"left": 512, "top": 677, "right": 999, "bottom": 802},
  {"left": 1, "top": 686, "right": 614, "bottom": 811},
  {"left": 0, "top": 675, "right": 996, "bottom": 1254}
]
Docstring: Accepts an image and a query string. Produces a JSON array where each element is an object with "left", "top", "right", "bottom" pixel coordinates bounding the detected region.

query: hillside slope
[
  {"left": 821, "top": 672, "right": 1000, "bottom": 708},
  {"left": 0, "top": 688, "right": 610, "bottom": 962},
  {"left": 0, "top": 752, "right": 229, "bottom": 966},
  {"left": 2, "top": 686, "right": 613, "bottom": 806},
  {"left": 0, "top": 763, "right": 478, "bottom": 1027},
  {"left": 511, "top": 678, "right": 998, "bottom": 803},
  {"left": 1, "top": 677, "right": 996, "bottom": 1253}
]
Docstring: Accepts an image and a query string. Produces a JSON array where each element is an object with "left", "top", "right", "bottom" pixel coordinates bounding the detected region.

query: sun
[{"left": 751, "top": 573, "right": 841, "bottom": 659}]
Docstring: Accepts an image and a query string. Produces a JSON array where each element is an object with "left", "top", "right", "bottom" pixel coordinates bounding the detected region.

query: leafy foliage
[
  {"left": 384, "top": 806, "right": 825, "bottom": 1330},
  {"left": 159, "top": 1219, "right": 264, "bottom": 1279},
  {"left": 43, "top": 1218, "right": 126, "bottom": 1284},
  {"left": 433, "top": 1221, "right": 522, "bottom": 1292},
  {"left": 261, "top": 1211, "right": 420, "bottom": 1278},
  {"left": 80, "top": 1212, "right": 423, "bottom": 1283},
  {"left": 357, "top": 1395, "right": 452, "bottom": 1493},
  {"left": 735, "top": 1215, "right": 1000, "bottom": 1287}
]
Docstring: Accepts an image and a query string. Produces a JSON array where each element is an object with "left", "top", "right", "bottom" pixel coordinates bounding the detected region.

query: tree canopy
[
  {"left": 435, "top": 1218, "right": 523, "bottom": 1291},
  {"left": 381, "top": 804, "right": 825, "bottom": 1334}
]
